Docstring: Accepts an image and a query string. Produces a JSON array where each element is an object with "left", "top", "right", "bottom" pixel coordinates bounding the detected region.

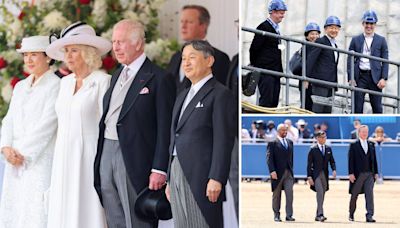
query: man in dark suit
[
  {"left": 267, "top": 123, "right": 295, "bottom": 222},
  {"left": 249, "top": 0, "right": 287, "bottom": 107},
  {"left": 165, "top": 40, "right": 235, "bottom": 228},
  {"left": 347, "top": 10, "right": 388, "bottom": 113},
  {"left": 167, "top": 5, "right": 230, "bottom": 94},
  {"left": 306, "top": 16, "right": 341, "bottom": 113},
  {"left": 94, "top": 19, "right": 175, "bottom": 228},
  {"left": 307, "top": 131, "right": 336, "bottom": 222},
  {"left": 348, "top": 125, "right": 379, "bottom": 222}
]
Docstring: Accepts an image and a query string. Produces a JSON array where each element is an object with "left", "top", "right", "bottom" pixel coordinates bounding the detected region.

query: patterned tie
[
  {"left": 283, "top": 139, "right": 288, "bottom": 149},
  {"left": 120, "top": 67, "right": 130, "bottom": 87}
]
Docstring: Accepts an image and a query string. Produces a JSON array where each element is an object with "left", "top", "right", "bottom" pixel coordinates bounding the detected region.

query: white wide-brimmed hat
[
  {"left": 17, "top": 36, "right": 50, "bottom": 53},
  {"left": 46, "top": 21, "right": 112, "bottom": 61}
]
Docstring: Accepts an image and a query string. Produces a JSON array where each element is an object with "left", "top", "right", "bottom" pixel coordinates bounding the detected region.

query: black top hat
[{"left": 135, "top": 185, "right": 172, "bottom": 221}]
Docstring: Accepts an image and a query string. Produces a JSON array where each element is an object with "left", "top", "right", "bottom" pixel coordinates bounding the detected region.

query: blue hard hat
[
  {"left": 324, "top": 16, "right": 341, "bottom": 28},
  {"left": 268, "top": 0, "right": 288, "bottom": 13},
  {"left": 305, "top": 22, "right": 321, "bottom": 33},
  {"left": 362, "top": 10, "right": 378, "bottom": 23}
]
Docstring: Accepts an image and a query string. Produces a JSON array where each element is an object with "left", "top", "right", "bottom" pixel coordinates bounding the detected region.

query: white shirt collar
[
  {"left": 190, "top": 74, "right": 213, "bottom": 94},
  {"left": 317, "top": 143, "right": 325, "bottom": 148},
  {"left": 363, "top": 33, "right": 374, "bottom": 38},
  {"left": 326, "top": 35, "right": 336, "bottom": 46},
  {"left": 125, "top": 52, "right": 146, "bottom": 76},
  {"left": 277, "top": 135, "right": 285, "bottom": 141}
]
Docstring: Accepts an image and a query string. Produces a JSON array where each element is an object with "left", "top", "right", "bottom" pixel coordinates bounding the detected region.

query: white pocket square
[
  {"left": 195, "top": 101, "right": 204, "bottom": 108},
  {"left": 139, "top": 87, "right": 149, "bottom": 94}
]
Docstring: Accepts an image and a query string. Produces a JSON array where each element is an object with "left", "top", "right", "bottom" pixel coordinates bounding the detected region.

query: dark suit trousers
[
  {"left": 272, "top": 169, "right": 294, "bottom": 217},
  {"left": 299, "top": 84, "right": 313, "bottom": 111},
  {"left": 312, "top": 86, "right": 333, "bottom": 113},
  {"left": 349, "top": 172, "right": 375, "bottom": 218},
  {"left": 258, "top": 73, "right": 281, "bottom": 107},
  {"left": 355, "top": 71, "right": 383, "bottom": 113},
  {"left": 314, "top": 172, "right": 327, "bottom": 216}
]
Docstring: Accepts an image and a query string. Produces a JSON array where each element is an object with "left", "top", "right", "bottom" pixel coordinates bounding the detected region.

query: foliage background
[{"left": 0, "top": 0, "right": 179, "bottom": 119}]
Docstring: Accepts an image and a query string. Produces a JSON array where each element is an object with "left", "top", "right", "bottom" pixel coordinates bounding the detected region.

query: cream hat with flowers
[
  {"left": 46, "top": 21, "right": 111, "bottom": 61},
  {"left": 17, "top": 36, "right": 50, "bottom": 53}
]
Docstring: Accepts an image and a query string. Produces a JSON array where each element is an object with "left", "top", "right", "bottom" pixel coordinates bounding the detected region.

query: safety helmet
[
  {"left": 362, "top": 10, "right": 378, "bottom": 23},
  {"left": 268, "top": 0, "right": 288, "bottom": 13},
  {"left": 305, "top": 22, "right": 321, "bottom": 33},
  {"left": 324, "top": 16, "right": 341, "bottom": 28}
]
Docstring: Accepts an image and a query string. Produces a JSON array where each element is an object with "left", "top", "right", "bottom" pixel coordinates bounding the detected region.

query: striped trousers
[{"left": 170, "top": 157, "right": 209, "bottom": 228}]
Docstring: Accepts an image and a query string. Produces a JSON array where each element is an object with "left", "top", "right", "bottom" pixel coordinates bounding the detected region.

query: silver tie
[{"left": 179, "top": 88, "right": 195, "bottom": 120}]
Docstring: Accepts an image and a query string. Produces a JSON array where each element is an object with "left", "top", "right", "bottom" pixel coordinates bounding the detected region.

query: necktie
[
  {"left": 283, "top": 139, "right": 288, "bottom": 149},
  {"left": 120, "top": 67, "right": 130, "bottom": 87},
  {"left": 362, "top": 141, "right": 368, "bottom": 154},
  {"left": 179, "top": 88, "right": 195, "bottom": 120},
  {"left": 321, "top": 145, "right": 325, "bottom": 156}
]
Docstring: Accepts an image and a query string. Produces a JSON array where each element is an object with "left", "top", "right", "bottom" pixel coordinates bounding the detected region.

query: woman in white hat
[
  {"left": 45, "top": 22, "right": 111, "bottom": 228},
  {"left": 0, "top": 36, "right": 60, "bottom": 228}
]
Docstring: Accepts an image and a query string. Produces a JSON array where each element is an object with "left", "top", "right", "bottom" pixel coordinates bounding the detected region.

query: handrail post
[
  {"left": 285, "top": 40, "right": 290, "bottom": 107},
  {"left": 350, "top": 53, "right": 355, "bottom": 114},
  {"left": 301, "top": 44, "right": 306, "bottom": 109},
  {"left": 398, "top": 66, "right": 400, "bottom": 114}
]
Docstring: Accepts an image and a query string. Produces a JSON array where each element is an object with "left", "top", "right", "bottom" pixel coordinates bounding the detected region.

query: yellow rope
[{"left": 242, "top": 101, "right": 314, "bottom": 114}]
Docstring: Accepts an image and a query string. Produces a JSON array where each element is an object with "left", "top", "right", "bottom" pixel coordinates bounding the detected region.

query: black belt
[{"left": 360, "top": 69, "right": 371, "bottom": 74}]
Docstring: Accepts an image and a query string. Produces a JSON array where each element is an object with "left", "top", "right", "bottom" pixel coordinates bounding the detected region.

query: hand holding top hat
[{"left": 135, "top": 185, "right": 172, "bottom": 221}]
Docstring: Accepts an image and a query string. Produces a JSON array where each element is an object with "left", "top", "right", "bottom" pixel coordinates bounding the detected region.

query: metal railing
[{"left": 242, "top": 27, "right": 400, "bottom": 113}]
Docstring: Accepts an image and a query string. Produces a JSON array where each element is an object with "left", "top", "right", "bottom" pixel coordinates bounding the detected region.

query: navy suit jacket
[
  {"left": 167, "top": 77, "right": 235, "bottom": 228},
  {"left": 348, "top": 139, "right": 378, "bottom": 194},
  {"left": 94, "top": 58, "right": 175, "bottom": 204},
  {"left": 267, "top": 138, "right": 294, "bottom": 192},
  {"left": 347, "top": 33, "right": 389, "bottom": 84},
  {"left": 306, "top": 35, "right": 339, "bottom": 88},
  {"left": 307, "top": 145, "right": 336, "bottom": 192},
  {"left": 249, "top": 20, "right": 283, "bottom": 72}
]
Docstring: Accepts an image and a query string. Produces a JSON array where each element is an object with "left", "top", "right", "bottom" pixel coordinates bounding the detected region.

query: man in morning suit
[
  {"left": 348, "top": 125, "right": 379, "bottom": 222},
  {"left": 267, "top": 123, "right": 295, "bottom": 222},
  {"left": 249, "top": 0, "right": 287, "bottom": 107},
  {"left": 307, "top": 131, "right": 336, "bottom": 222},
  {"left": 94, "top": 19, "right": 175, "bottom": 228},
  {"left": 347, "top": 10, "right": 388, "bottom": 113},
  {"left": 306, "top": 16, "right": 341, "bottom": 113},
  {"left": 165, "top": 40, "right": 236, "bottom": 228},
  {"left": 167, "top": 5, "right": 230, "bottom": 94}
]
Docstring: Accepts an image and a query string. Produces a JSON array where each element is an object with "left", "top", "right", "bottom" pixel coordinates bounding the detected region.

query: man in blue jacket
[{"left": 347, "top": 10, "right": 389, "bottom": 113}]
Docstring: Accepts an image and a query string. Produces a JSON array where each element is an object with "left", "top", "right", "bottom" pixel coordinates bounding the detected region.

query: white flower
[
  {"left": 1, "top": 50, "right": 21, "bottom": 63},
  {"left": 123, "top": 11, "right": 139, "bottom": 21},
  {"left": 150, "top": 0, "right": 165, "bottom": 10},
  {"left": 101, "top": 28, "right": 113, "bottom": 41},
  {"left": 144, "top": 39, "right": 162, "bottom": 61},
  {"left": 38, "top": 10, "right": 71, "bottom": 34},
  {"left": 139, "top": 12, "right": 150, "bottom": 25},
  {"left": 92, "top": 0, "right": 108, "bottom": 28},
  {"left": 6, "top": 20, "right": 23, "bottom": 45},
  {"left": 1, "top": 81, "right": 13, "bottom": 103}
]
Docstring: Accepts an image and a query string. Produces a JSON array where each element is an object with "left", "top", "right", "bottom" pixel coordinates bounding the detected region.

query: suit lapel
[
  {"left": 172, "top": 88, "right": 189, "bottom": 130},
  {"left": 118, "top": 58, "right": 154, "bottom": 121},
  {"left": 176, "top": 78, "right": 215, "bottom": 132}
]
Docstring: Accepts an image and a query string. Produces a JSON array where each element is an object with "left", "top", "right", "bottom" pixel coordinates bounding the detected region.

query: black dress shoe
[
  {"left": 286, "top": 216, "right": 295, "bottom": 221},
  {"left": 366, "top": 218, "right": 376, "bottom": 223},
  {"left": 274, "top": 216, "right": 282, "bottom": 222},
  {"left": 315, "top": 215, "right": 327, "bottom": 222},
  {"left": 349, "top": 214, "right": 354, "bottom": 222}
]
